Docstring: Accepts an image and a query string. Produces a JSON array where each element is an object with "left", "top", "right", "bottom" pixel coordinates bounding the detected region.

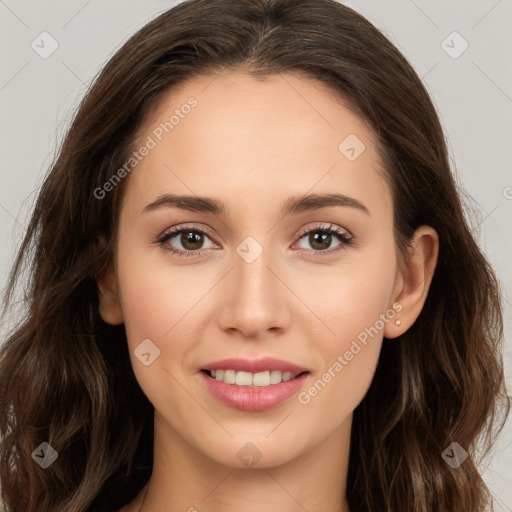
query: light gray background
[{"left": 0, "top": 0, "right": 511, "bottom": 509}]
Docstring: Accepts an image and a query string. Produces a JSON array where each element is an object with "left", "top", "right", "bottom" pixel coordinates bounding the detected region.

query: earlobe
[
  {"left": 384, "top": 225, "right": 439, "bottom": 339},
  {"left": 96, "top": 267, "right": 124, "bottom": 325}
]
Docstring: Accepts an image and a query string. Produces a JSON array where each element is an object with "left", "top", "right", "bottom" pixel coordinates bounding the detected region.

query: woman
[{"left": 0, "top": 0, "right": 509, "bottom": 511}]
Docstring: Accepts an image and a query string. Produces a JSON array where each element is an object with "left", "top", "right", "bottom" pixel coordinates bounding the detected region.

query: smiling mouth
[{"left": 201, "top": 369, "right": 309, "bottom": 387}]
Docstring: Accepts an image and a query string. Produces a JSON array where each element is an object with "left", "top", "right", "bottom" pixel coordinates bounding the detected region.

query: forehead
[{"left": 122, "top": 72, "right": 391, "bottom": 221}]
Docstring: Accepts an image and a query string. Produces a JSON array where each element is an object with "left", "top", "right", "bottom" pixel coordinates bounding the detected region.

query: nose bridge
[{"left": 218, "top": 234, "right": 289, "bottom": 336}]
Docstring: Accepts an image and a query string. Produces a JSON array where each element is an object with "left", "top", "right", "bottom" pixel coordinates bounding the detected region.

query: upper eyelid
[
  {"left": 160, "top": 224, "right": 217, "bottom": 245},
  {"left": 296, "top": 222, "right": 352, "bottom": 238}
]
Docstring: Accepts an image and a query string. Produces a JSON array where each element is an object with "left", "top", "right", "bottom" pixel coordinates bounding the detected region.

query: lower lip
[{"left": 199, "top": 371, "right": 310, "bottom": 411}]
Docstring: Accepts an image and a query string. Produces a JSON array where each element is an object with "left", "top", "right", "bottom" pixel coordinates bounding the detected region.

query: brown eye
[
  {"left": 180, "top": 231, "right": 205, "bottom": 250},
  {"left": 296, "top": 225, "right": 352, "bottom": 253},
  {"left": 308, "top": 231, "right": 332, "bottom": 251},
  {"left": 158, "top": 226, "right": 216, "bottom": 256}
]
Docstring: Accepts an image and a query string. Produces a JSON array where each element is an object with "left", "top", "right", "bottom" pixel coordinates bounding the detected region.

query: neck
[{"left": 135, "top": 411, "right": 351, "bottom": 512}]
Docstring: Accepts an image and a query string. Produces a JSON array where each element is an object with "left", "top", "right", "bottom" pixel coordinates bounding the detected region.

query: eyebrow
[{"left": 141, "top": 192, "right": 370, "bottom": 217}]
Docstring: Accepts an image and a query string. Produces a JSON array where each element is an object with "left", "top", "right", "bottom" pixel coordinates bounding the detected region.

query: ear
[
  {"left": 96, "top": 266, "right": 124, "bottom": 325},
  {"left": 95, "top": 237, "right": 124, "bottom": 325},
  {"left": 384, "top": 225, "right": 439, "bottom": 339}
]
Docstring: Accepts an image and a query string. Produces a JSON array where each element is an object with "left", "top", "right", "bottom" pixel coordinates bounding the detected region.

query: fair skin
[{"left": 97, "top": 72, "right": 438, "bottom": 512}]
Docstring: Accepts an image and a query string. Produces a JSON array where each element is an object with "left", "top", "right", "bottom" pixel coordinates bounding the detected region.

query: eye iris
[
  {"left": 310, "top": 231, "right": 331, "bottom": 250},
  {"left": 181, "top": 231, "right": 203, "bottom": 250}
]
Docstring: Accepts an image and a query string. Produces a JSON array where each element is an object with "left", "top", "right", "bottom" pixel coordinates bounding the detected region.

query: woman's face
[{"left": 106, "top": 72, "right": 403, "bottom": 468}]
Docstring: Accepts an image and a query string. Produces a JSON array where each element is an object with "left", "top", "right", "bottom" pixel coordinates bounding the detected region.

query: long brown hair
[{"left": 1, "top": 0, "right": 509, "bottom": 510}]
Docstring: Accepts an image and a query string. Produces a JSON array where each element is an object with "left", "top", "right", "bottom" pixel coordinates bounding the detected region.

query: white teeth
[
  {"left": 270, "top": 370, "right": 282, "bottom": 384},
  {"left": 252, "top": 371, "right": 270, "bottom": 387},
  {"left": 224, "top": 369, "right": 236, "bottom": 384},
  {"left": 209, "top": 369, "right": 299, "bottom": 386},
  {"left": 235, "top": 371, "right": 253, "bottom": 386}
]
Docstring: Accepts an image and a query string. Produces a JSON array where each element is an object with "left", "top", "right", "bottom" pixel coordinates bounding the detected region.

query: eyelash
[{"left": 155, "top": 223, "right": 354, "bottom": 258}]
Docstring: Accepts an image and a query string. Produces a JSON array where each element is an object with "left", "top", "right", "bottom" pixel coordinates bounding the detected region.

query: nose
[{"left": 216, "top": 240, "right": 292, "bottom": 339}]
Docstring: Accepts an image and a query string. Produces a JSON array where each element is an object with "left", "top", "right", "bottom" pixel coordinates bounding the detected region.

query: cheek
[
  {"left": 295, "top": 282, "right": 389, "bottom": 433},
  {"left": 294, "top": 244, "right": 395, "bottom": 415},
  {"left": 296, "top": 337, "right": 381, "bottom": 442},
  {"left": 299, "top": 241, "right": 397, "bottom": 350},
  {"left": 115, "top": 242, "right": 222, "bottom": 399},
  {"left": 116, "top": 239, "right": 209, "bottom": 342},
  {"left": 115, "top": 250, "right": 205, "bottom": 412}
]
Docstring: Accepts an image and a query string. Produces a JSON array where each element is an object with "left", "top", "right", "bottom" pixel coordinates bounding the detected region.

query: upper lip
[{"left": 201, "top": 357, "right": 309, "bottom": 374}]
